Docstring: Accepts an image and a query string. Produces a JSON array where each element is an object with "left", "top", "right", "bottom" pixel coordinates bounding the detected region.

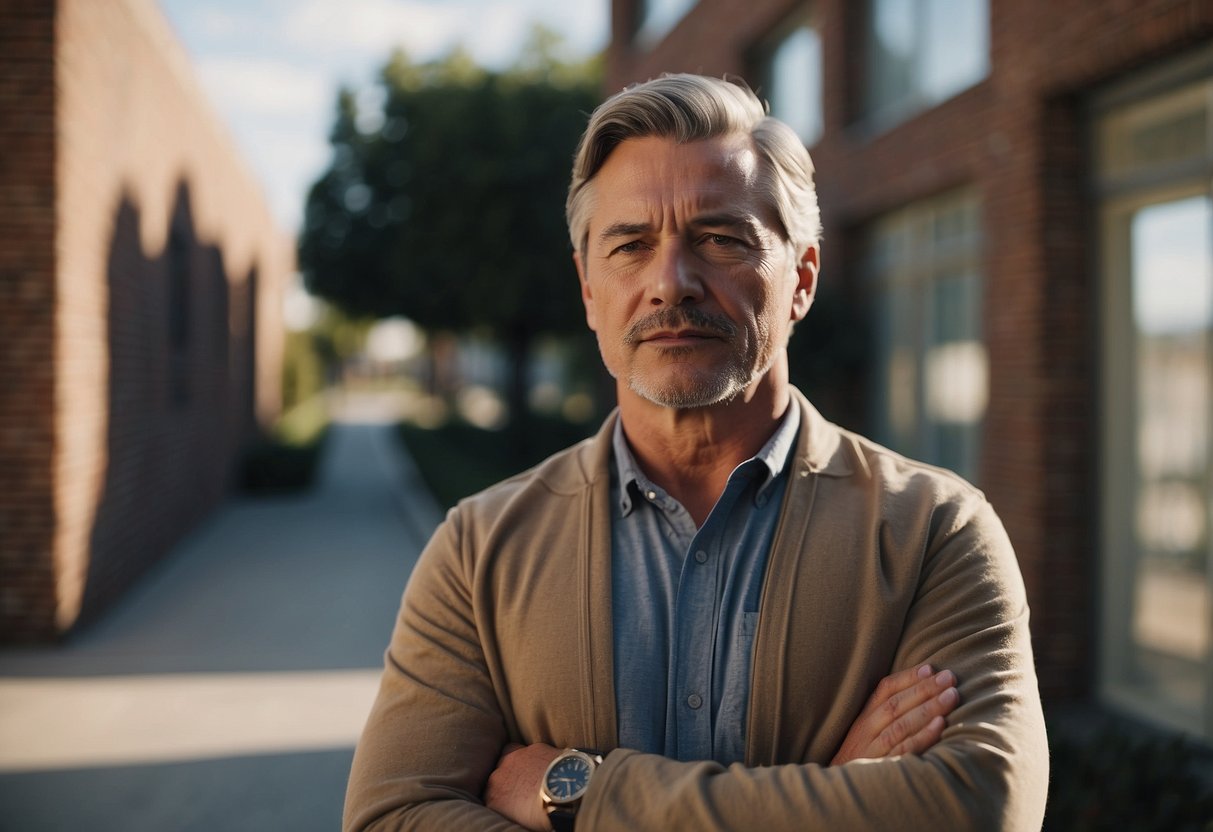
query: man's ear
[
  {"left": 791, "top": 245, "right": 819, "bottom": 322},
  {"left": 574, "top": 251, "right": 598, "bottom": 332}
]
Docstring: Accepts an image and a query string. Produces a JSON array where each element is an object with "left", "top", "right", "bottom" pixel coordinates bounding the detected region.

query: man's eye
[
  {"left": 704, "top": 234, "right": 740, "bottom": 248},
  {"left": 614, "top": 240, "right": 644, "bottom": 254}
]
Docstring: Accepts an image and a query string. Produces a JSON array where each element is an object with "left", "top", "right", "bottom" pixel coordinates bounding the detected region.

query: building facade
[
  {"left": 1, "top": 0, "right": 289, "bottom": 640},
  {"left": 607, "top": 0, "right": 1213, "bottom": 741}
]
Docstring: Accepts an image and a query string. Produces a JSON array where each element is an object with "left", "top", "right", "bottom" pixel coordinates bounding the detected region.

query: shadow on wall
[{"left": 80, "top": 180, "right": 259, "bottom": 627}]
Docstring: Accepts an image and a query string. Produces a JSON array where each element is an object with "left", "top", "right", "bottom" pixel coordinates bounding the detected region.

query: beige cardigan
[{"left": 344, "top": 390, "right": 1049, "bottom": 831}]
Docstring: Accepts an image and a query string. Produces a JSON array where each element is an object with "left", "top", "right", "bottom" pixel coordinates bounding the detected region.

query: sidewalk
[{"left": 0, "top": 391, "right": 443, "bottom": 831}]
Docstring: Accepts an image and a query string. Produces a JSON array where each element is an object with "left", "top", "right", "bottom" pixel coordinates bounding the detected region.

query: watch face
[{"left": 544, "top": 753, "right": 593, "bottom": 803}]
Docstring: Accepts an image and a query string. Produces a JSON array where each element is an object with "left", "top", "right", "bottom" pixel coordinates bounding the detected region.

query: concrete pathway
[{"left": 0, "top": 390, "right": 442, "bottom": 831}]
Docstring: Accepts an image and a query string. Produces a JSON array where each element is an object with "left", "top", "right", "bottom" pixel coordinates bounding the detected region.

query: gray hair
[{"left": 566, "top": 73, "right": 822, "bottom": 259}]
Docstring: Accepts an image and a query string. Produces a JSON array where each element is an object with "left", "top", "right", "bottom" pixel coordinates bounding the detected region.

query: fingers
[
  {"left": 832, "top": 664, "right": 961, "bottom": 765},
  {"left": 880, "top": 678, "right": 960, "bottom": 757},
  {"left": 891, "top": 714, "right": 947, "bottom": 757},
  {"left": 876, "top": 667, "right": 957, "bottom": 727}
]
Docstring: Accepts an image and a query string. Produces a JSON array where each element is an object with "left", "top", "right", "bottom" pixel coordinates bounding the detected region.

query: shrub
[
  {"left": 1045, "top": 719, "right": 1213, "bottom": 832},
  {"left": 240, "top": 394, "right": 331, "bottom": 494}
]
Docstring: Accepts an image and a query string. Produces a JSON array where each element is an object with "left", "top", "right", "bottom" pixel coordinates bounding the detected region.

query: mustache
[{"left": 623, "top": 307, "right": 738, "bottom": 346}]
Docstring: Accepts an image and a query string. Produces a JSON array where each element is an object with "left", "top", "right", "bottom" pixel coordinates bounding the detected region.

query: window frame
[
  {"left": 863, "top": 187, "right": 986, "bottom": 482},
  {"left": 1092, "top": 45, "right": 1213, "bottom": 740}
]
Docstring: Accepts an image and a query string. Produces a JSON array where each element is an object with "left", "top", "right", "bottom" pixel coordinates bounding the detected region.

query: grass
[{"left": 398, "top": 413, "right": 595, "bottom": 509}]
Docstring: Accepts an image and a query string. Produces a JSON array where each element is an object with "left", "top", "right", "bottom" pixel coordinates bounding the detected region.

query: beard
[{"left": 615, "top": 307, "right": 768, "bottom": 409}]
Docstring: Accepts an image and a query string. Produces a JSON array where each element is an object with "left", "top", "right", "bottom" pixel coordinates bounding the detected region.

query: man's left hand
[{"left": 484, "top": 742, "right": 561, "bottom": 831}]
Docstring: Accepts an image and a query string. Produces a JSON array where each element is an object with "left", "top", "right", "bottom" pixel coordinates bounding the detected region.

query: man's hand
[
  {"left": 831, "top": 663, "right": 959, "bottom": 765},
  {"left": 484, "top": 664, "right": 956, "bottom": 826},
  {"left": 484, "top": 742, "right": 561, "bottom": 831}
]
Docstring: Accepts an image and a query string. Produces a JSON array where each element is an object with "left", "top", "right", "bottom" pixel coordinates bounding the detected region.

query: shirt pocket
[{"left": 738, "top": 611, "right": 759, "bottom": 641}]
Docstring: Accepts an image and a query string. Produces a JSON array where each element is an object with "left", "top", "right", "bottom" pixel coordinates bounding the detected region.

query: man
[{"left": 344, "top": 74, "right": 1048, "bottom": 831}]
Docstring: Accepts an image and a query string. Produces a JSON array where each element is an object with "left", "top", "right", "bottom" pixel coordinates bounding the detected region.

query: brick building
[
  {"left": 607, "top": 0, "right": 1213, "bottom": 741},
  {"left": 1, "top": 0, "right": 289, "bottom": 640}
]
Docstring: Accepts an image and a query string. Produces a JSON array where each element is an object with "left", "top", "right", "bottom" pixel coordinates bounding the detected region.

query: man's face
[{"left": 574, "top": 134, "right": 817, "bottom": 410}]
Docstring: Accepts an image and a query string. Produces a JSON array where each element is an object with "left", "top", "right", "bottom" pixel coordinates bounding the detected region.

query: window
[
  {"left": 635, "top": 0, "right": 696, "bottom": 47},
  {"left": 758, "top": 19, "right": 823, "bottom": 146},
  {"left": 866, "top": 0, "right": 988, "bottom": 127},
  {"left": 1096, "top": 52, "right": 1213, "bottom": 739},
  {"left": 865, "top": 189, "right": 985, "bottom": 481}
]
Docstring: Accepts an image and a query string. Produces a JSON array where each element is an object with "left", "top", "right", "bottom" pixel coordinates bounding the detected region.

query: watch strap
[{"left": 548, "top": 808, "right": 577, "bottom": 832}]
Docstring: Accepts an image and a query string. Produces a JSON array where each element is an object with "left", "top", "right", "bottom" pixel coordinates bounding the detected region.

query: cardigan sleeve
[
  {"left": 342, "top": 510, "right": 526, "bottom": 832},
  {"left": 576, "top": 496, "right": 1049, "bottom": 831}
]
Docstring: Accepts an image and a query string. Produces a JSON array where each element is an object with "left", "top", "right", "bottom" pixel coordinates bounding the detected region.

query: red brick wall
[
  {"left": 0, "top": 0, "right": 290, "bottom": 640},
  {"left": 0, "top": 0, "right": 59, "bottom": 640},
  {"left": 606, "top": 0, "right": 1213, "bottom": 703}
]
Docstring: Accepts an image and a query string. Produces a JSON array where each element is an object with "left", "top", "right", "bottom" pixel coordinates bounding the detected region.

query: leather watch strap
[{"left": 548, "top": 808, "right": 576, "bottom": 832}]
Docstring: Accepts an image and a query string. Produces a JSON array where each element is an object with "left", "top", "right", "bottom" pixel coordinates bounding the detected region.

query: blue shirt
[{"left": 609, "top": 406, "right": 800, "bottom": 765}]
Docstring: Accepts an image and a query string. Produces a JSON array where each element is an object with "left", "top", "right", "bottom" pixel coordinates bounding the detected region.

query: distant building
[
  {"left": 1, "top": 0, "right": 290, "bottom": 640},
  {"left": 607, "top": 0, "right": 1213, "bottom": 742}
]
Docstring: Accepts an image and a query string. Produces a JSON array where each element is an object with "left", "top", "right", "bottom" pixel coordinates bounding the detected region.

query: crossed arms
[
  {"left": 484, "top": 663, "right": 963, "bottom": 830},
  {"left": 342, "top": 447, "right": 1049, "bottom": 831}
]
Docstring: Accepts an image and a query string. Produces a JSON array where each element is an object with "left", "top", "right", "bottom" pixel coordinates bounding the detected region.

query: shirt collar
[{"left": 611, "top": 404, "right": 801, "bottom": 516}]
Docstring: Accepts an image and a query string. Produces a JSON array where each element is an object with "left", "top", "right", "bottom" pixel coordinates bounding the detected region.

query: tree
[{"left": 299, "top": 31, "right": 602, "bottom": 423}]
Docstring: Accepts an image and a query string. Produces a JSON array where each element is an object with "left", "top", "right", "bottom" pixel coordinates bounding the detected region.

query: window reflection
[
  {"left": 868, "top": 191, "right": 985, "bottom": 481},
  {"left": 766, "top": 25, "right": 823, "bottom": 146},
  {"left": 867, "top": 0, "right": 989, "bottom": 125},
  {"left": 1128, "top": 195, "right": 1212, "bottom": 725},
  {"left": 635, "top": 0, "right": 695, "bottom": 46}
]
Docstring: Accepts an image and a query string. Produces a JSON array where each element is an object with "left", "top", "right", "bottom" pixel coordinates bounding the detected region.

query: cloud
[
  {"left": 190, "top": 7, "right": 252, "bottom": 39},
  {"left": 462, "top": 5, "right": 535, "bottom": 67},
  {"left": 238, "top": 123, "right": 332, "bottom": 232},
  {"left": 280, "top": 0, "right": 606, "bottom": 68},
  {"left": 283, "top": 0, "right": 468, "bottom": 60},
  {"left": 197, "top": 57, "right": 330, "bottom": 119}
]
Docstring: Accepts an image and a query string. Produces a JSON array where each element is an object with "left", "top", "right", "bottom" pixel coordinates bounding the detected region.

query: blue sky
[{"left": 158, "top": 0, "right": 608, "bottom": 235}]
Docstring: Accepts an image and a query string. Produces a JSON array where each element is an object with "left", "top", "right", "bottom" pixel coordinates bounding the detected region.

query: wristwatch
[{"left": 540, "top": 748, "right": 603, "bottom": 832}]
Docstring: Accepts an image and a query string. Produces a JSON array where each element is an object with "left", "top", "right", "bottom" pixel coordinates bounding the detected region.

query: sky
[{"left": 158, "top": 0, "right": 609, "bottom": 236}]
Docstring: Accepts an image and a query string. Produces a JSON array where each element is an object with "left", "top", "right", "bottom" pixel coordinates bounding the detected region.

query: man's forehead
[
  {"left": 587, "top": 134, "right": 777, "bottom": 234},
  {"left": 602, "top": 133, "right": 760, "bottom": 181}
]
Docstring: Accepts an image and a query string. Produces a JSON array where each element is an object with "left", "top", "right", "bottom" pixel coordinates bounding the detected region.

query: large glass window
[
  {"left": 866, "top": 0, "right": 989, "bottom": 127},
  {"left": 635, "top": 0, "right": 696, "bottom": 47},
  {"left": 759, "top": 19, "right": 823, "bottom": 146},
  {"left": 1096, "top": 58, "right": 1213, "bottom": 739},
  {"left": 865, "top": 190, "right": 986, "bottom": 481}
]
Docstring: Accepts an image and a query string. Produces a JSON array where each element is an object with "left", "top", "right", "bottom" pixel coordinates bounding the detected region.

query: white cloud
[
  {"left": 191, "top": 7, "right": 251, "bottom": 39},
  {"left": 517, "top": 0, "right": 608, "bottom": 55},
  {"left": 238, "top": 124, "right": 332, "bottom": 232},
  {"left": 281, "top": 0, "right": 606, "bottom": 68},
  {"left": 463, "top": 5, "right": 533, "bottom": 67},
  {"left": 283, "top": 0, "right": 467, "bottom": 60},
  {"left": 197, "top": 57, "right": 330, "bottom": 119}
]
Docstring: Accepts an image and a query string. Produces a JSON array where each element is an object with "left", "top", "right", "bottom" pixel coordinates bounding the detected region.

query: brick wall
[
  {"left": 606, "top": 0, "right": 1213, "bottom": 703},
  {"left": 0, "top": 0, "right": 290, "bottom": 639},
  {"left": 0, "top": 0, "right": 59, "bottom": 640}
]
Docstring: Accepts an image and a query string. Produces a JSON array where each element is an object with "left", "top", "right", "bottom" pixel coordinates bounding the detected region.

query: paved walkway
[{"left": 0, "top": 391, "right": 443, "bottom": 831}]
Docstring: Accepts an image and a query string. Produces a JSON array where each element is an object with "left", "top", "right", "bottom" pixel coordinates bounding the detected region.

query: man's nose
[{"left": 648, "top": 241, "right": 704, "bottom": 307}]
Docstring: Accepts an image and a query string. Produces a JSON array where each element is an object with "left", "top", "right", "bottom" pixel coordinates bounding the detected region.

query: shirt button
[
  {"left": 646, "top": 490, "right": 657, "bottom": 501},
  {"left": 687, "top": 693, "right": 703, "bottom": 709},
  {"left": 694, "top": 550, "right": 708, "bottom": 564}
]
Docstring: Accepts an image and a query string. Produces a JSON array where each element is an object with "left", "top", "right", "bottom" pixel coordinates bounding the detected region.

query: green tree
[{"left": 299, "top": 32, "right": 602, "bottom": 422}]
